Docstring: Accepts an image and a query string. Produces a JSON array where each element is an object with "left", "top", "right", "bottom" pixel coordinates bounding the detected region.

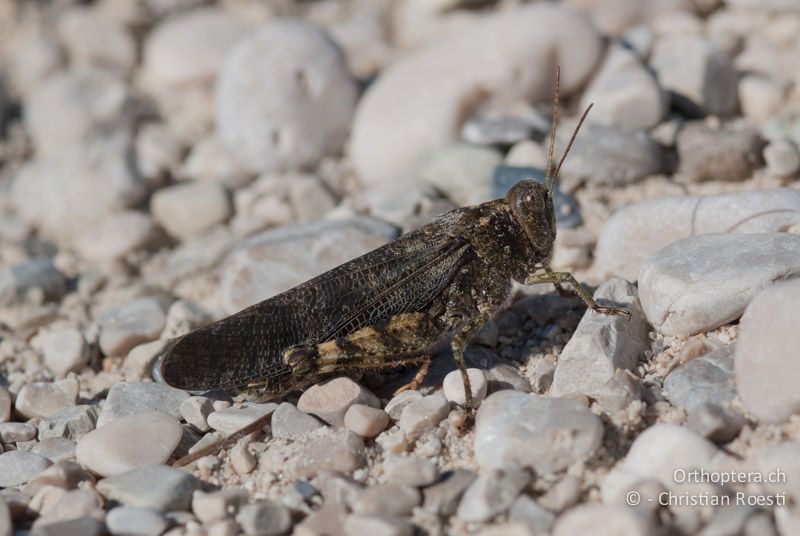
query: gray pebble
[
  {"left": 384, "top": 391, "right": 423, "bottom": 421},
  {"left": 15, "top": 379, "right": 79, "bottom": 419},
  {"left": 192, "top": 489, "right": 247, "bottom": 524},
  {"left": 344, "top": 513, "right": 413, "bottom": 536},
  {"left": 30, "top": 517, "right": 104, "bottom": 536},
  {"left": 179, "top": 396, "right": 214, "bottom": 432},
  {"left": 351, "top": 483, "right": 420, "bottom": 516},
  {"left": 0, "top": 422, "right": 36, "bottom": 443},
  {"left": 38, "top": 328, "right": 89, "bottom": 377},
  {"left": 422, "top": 469, "right": 476, "bottom": 516},
  {"left": 418, "top": 143, "right": 501, "bottom": 206},
  {"left": 97, "top": 298, "right": 167, "bottom": 357},
  {"left": 488, "top": 364, "right": 531, "bottom": 394},
  {"left": 676, "top": 122, "right": 764, "bottom": 182},
  {"left": 456, "top": 465, "right": 530, "bottom": 523},
  {"left": 32, "top": 437, "right": 77, "bottom": 462},
  {"left": 75, "top": 211, "right": 156, "bottom": 263},
  {"left": 312, "top": 470, "right": 364, "bottom": 508},
  {"left": 22, "top": 460, "right": 93, "bottom": 495},
  {"left": 106, "top": 506, "right": 168, "bottom": 536},
  {"left": 474, "top": 391, "right": 603, "bottom": 474},
  {"left": 383, "top": 456, "right": 439, "bottom": 487},
  {"left": 553, "top": 504, "right": 657, "bottom": 536},
  {"left": 663, "top": 345, "right": 736, "bottom": 412},
  {"left": 0, "top": 450, "right": 52, "bottom": 487},
  {"left": 595, "top": 370, "right": 642, "bottom": 415},
  {"left": 96, "top": 465, "right": 198, "bottom": 512},
  {"left": 98, "top": 381, "right": 189, "bottom": 428},
  {"left": 39, "top": 404, "right": 98, "bottom": 441},
  {"left": 207, "top": 402, "right": 277, "bottom": 436},
  {"left": 297, "top": 377, "right": 379, "bottom": 427},
  {"left": 686, "top": 403, "right": 745, "bottom": 444},
  {"left": 151, "top": 182, "right": 232, "bottom": 241},
  {"left": 398, "top": 393, "right": 449, "bottom": 439},
  {"left": 235, "top": 500, "right": 292, "bottom": 536},
  {"left": 509, "top": 495, "right": 556, "bottom": 534},
  {"left": 764, "top": 139, "right": 800, "bottom": 177},
  {"left": 0, "top": 258, "right": 66, "bottom": 307},
  {"left": 461, "top": 116, "right": 538, "bottom": 147},
  {"left": 283, "top": 428, "right": 366, "bottom": 479},
  {"left": 271, "top": 402, "right": 324, "bottom": 440}
]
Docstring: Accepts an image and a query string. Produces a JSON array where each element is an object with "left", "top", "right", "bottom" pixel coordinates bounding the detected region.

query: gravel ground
[{"left": 1, "top": 0, "right": 800, "bottom": 535}]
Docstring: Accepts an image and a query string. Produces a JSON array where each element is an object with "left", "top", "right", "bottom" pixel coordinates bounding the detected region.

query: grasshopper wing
[{"left": 160, "top": 234, "right": 470, "bottom": 391}]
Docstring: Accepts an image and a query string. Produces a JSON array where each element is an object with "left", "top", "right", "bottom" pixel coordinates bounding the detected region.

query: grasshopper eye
[{"left": 527, "top": 192, "right": 544, "bottom": 212}]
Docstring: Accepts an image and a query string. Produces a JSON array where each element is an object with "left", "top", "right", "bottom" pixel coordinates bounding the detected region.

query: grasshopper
[{"left": 158, "top": 69, "right": 629, "bottom": 423}]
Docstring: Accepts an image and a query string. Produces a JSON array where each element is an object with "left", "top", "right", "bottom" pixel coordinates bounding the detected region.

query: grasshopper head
[{"left": 507, "top": 180, "right": 556, "bottom": 260}]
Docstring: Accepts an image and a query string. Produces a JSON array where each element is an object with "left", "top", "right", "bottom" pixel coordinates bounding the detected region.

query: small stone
[
  {"left": 124, "top": 340, "right": 169, "bottom": 379},
  {"left": 422, "top": 469, "right": 477, "bottom": 516},
  {"left": 384, "top": 391, "right": 423, "bottom": 421},
  {"left": 180, "top": 135, "right": 251, "bottom": 188},
  {"left": 294, "top": 501, "right": 347, "bottom": 536},
  {"left": 764, "top": 139, "right": 800, "bottom": 178},
  {"left": 0, "top": 498, "right": 10, "bottom": 536},
  {"left": 650, "top": 35, "right": 737, "bottom": 116},
  {"left": 738, "top": 75, "right": 786, "bottom": 124},
  {"left": 206, "top": 403, "right": 276, "bottom": 436},
  {"left": 509, "top": 495, "right": 556, "bottom": 534},
  {"left": 7, "top": 32, "right": 63, "bottom": 93},
  {"left": 344, "top": 405, "right": 389, "bottom": 438},
  {"left": 216, "top": 20, "right": 357, "bottom": 173},
  {"left": 638, "top": 233, "right": 800, "bottom": 336},
  {"left": 0, "top": 451, "right": 52, "bottom": 487},
  {"left": 595, "top": 370, "right": 642, "bottom": 415},
  {"left": 32, "top": 438, "right": 77, "bottom": 462},
  {"left": 553, "top": 504, "right": 657, "bottom": 536},
  {"left": 297, "top": 377, "right": 379, "bottom": 427},
  {"left": 313, "top": 470, "right": 364, "bottom": 507},
  {"left": 383, "top": 456, "right": 439, "bottom": 487},
  {"left": 442, "top": 368, "right": 488, "bottom": 407},
  {"left": 75, "top": 211, "right": 156, "bottom": 262},
  {"left": 398, "top": 393, "right": 450, "bottom": 439},
  {"left": 57, "top": 7, "right": 136, "bottom": 72},
  {"left": 96, "top": 465, "right": 198, "bottom": 512},
  {"left": 488, "top": 364, "right": 532, "bottom": 393},
  {"left": 15, "top": 379, "right": 79, "bottom": 419},
  {"left": 76, "top": 412, "right": 182, "bottom": 477},
  {"left": 106, "top": 506, "right": 168, "bottom": 536},
  {"left": 456, "top": 465, "right": 530, "bottom": 523},
  {"left": 0, "top": 259, "right": 66, "bottom": 307},
  {"left": 287, "top": 175, "right": 338, "bottom": 223},
  {"left": 754, "top": 441, "right": 800, "bottom": 503},
  {"left": 0, "top": 388, "right": 10, "bottom": 423},
  {"left": 30, "top": 517, "right": 104, "bottom": 536},
  {"left": 549, "top": 278, "right": 649, "bottom": 398},
  {"left": 351, "top": 483, "right": 420, "bottom": 516},
  {"left": 736, "top": 279, "right": 800, "bottom": 423},
  {"left": 37, "top": 328, "right": 89, "bottom": 377},
  {"left": 192, "top": 490, "right": 245, "bottom": 524},
  {"left": 344, "top": 514, "right": 413, "bottom": 536},
  {"left": 461, "top": 116, "right": 538, "bottom": 147},
  {"left": 417, "top": 144, "right": 502, "bottom": 206},
  {"left": 0, "top": 422, "right": 36, "bottom": 443},
  {"left": 22, "top": 460, "right": 93, "bottom": 496},
  {"left": 151, "top": 182, "right": 232, "bottom": 241},
  {"left": 663, "top": 345, "right": 736, "bottom": 412},
  {"left": 283, "top": 428, "right": 366, "bottom": 479},
  {"left": 271, "top": 402, "right": 324, "bottom": 440},
  {"left": 474, "top": 391, "right": 603, "bottom": 473},
  {"left": 38, "top": 405, "right": 98, "bottom": 441},
  {"left": 97, "top": 298, "right": 167, "bottom": 357},
  {"left": 180, "top": 396, "right": 214, "bottom": 432},
  {"left": 686, "top": 403, "right": 745, "bottom": 444},
  {"left": 676, "top": 122, "right": 764, "bottom": 182},
  {"left": 135, "top": 123, "right": 183, "bottom": 183},
  {"left": 235, "top": 500, "right": 292, "bottom": 536},
  {"left": 97, "top": 381, "right": 189, "bottom": 427},
  {"left": 230, "top": 443, "right": 256, "bottom": 475}
]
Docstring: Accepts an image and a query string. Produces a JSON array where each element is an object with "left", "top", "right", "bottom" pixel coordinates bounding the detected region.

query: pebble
[
  {"left": 216, "top": 19, "right": 357, "bottom": 173},
  {"left": 595, "top": 370, "right": 643, "bottom": 415},
  {"left": 549, "top": 278, "right": 650, "bottom": 398},
  {"left": 98, "top": 381, "right": 189, "bottom": 428},
  {"left": 0, "top": 499, "right": 9, "bottom": 536},
  {"left": 422, "top": 469, "right": 477, "bottom": 516},
  {"left": 343, "top": 405, "right": 389, "bottom": 438},
  {"left": 12, "top": 135, "right": 143, "bottom": 242},
  {"left": 0, "top": 388, "right": 10, "bottom": 423},
  {"left": 397, "top": 393, "right": 450, "bottom": 440},
  {"left": 580, "top": 44, "right": 666, "bottom": 130},
  {"left": 35, "top": 327, "right": 89, "bottom": 378},
  {"left": 220, "top": 217, "right": 396, "bottom": 313},
  {"left": 96, "top": 465, "right": 198, "bottom": 512},
  {"left": 351, "top": 483, "right": 420, "bottom": 516},
  {"left": 180, "top": 396, "right": 214, "bottom": 432},
  {"left": 417, "top": 144, "right": 502, "bottom": 206},
  {"left": 754, "top": 441, "right": 800, "bottom": 503},
  {"left": 553, "top": 504, "right": 657, "bottom": 536},
  {"left": 474, "top": 391, "right": 603, "bottom": 473},
  {"left": 738, "top": 74, "right": 785, "bottom": 124},
  {"left": 15, "top": 379, "right": 79, "bottom": 419},
  {"left": 57, "top": 7, "right": 136, "bottom": 72},
  {"left": 650, "top": 35, "right": 737, "bottom": 116},
  {"left": 105, "top": 506, "right": 168, "bottom": 536},
  {"left": 350, "top": 4, "right": 601, "bottom": 186},
  {"left": 235, "top": 500, "right": 292, "bottom": 536},
  {"left": 313, "top": 470, "right": 364, "bottom": 507},
  {"left": 283, "top": 428, "right": 366, "bottom": 479},
  {"left": 38, "top": 405, "right": 98, "bottom": 441},
  {"left": 676, "top": 122, "right": 764, "bottom": 182},
  {"left": 456, "top": 465, "right": 531, "bottom": 523},
  {"left": 123, "top": 340, "right": 169, "bottom": 379},
  {"left": 97, "top": 298, "right": 167, "bottom": 357},
  {"left": 270, "top": 402, "right": 324, "bottom": 440},
  {"left": 488, "top": 364, "right": 532, "bottom": 394},
  {"left": 0, "top": 259, "right": 67, "bottom": 307},
  {"left": 75, "top": 211, "right": 156, "bottom": 262},
  {"left": 509, "top": 495, "right": 556, "bottom": 534},
  {"left": 135, "top": 123, "right": 183, "bottom": 184},
  {"left": 30, "top": 517, "right": 104, "bottom": 536},
  {"left": 294, "top": 501, "right": 347, "bottom": 536},
  {"left": 461, "top": 116, "right": 538, "bottom": 147},
  {"left": 736, "top": 278, "right": 800, "bottom": 423},
  {"left": 8, "top": 32, "right": 63, "bottom": 93},
  {"left": 192, "top": 490, "right": 245, "bottom": 524},
  {"left": 686, "top": 403, "right": 745, "bottom": 444},
  {"left": 384, "top": 391, "right": 423, "bottom": 421},
  {"left": 764, "top": 139, "right": 800, "bottom": 177},
  {"left": 0, "top": 421, "right": 36, "bottom": 442},
  {"left": 297, "top": 377, "right": 379, "bottom": 427},
  {"left": 556, "top": 124, "right": 664, "bottom": 186},
  {"left": 180, "top": 135, "right": 252, "bottom": 188},
  {"left": 383, "top": 456, "right": 439, "bottom": 487},
  {"left": 230, "top": 443, "right": 256, "bottom": 475},
  {"left": 442, "top": 368, "right": 488, "bottom": 407},
  {"left": 32, "top": 438, "right": 77, "bottom": 463},
  {"left": 0, "top": 451, "right": 52, "bottom": 487},
  {"left": 638, "top": 233, "right": 800, "bottom": 336},
  {"left": 23, "top": 460, "right": 93, "bottom": 495},
  {"left": 151, "top": 182, "right": 232, "bottom": 241},
  {"left": 75, "top": 411, "right": 182, "bottom": 477},
  {"left": 206, "top": 402, "right": 276, "bottom": 436},
  {"left": 601, "top": 424, "right": 731, "bottom": 503},
  {"left": 344, "top": 514, "right": 413, "bottom": 536},
  {"left": 663, "top": 345, "right": 736, "bottom": 412},
  {"left": 594, "top": 188, "right": 800, "bottom": 280}
]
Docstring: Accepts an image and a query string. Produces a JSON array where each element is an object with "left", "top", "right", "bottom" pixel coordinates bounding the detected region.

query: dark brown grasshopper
[{"left": 159, "top": 70, "right": 629, "bottom": 418}]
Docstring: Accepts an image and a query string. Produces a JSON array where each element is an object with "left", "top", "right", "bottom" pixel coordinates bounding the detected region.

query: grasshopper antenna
[
  {"left": 544, "top": 66, "right": 560, "bottom": 195},
  {"left": 552, "top": 103, "right": 593, "bottom": 192}
]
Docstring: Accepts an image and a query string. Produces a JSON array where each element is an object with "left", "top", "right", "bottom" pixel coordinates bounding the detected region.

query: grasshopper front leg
[{"left": 525, "top": 271, "right": 631, "bottom": 317}]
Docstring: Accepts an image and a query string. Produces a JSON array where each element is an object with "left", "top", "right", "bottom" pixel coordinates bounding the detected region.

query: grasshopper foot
[{"left": 593, "top": 305, "right": 631, "bottom": 319}]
